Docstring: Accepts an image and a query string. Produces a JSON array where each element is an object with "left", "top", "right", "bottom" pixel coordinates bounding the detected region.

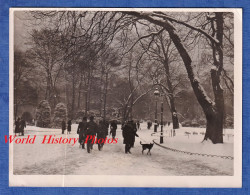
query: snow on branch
[{"left": 152, "top": 12, "right": 220, "bottom": 45}]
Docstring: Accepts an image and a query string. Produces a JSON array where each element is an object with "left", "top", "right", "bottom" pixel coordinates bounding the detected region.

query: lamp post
[
  {"left": 160, "top": 94, "right": 164, "bottom": 144},
  {"left": 154, "top": 88, "right": 160, "bottom": 132}
]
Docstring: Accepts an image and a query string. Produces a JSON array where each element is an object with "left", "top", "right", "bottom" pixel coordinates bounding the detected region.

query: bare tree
[{"left": 123, "top": 11, "right": 232, "bottom": 143}]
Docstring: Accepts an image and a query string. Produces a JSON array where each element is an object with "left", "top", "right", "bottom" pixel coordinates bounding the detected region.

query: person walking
[
  {"left": 62, "top": 119, "right": 66, "bottom": 134},
  {"left": 122, "top": 120, "right": 138, "bottom": 154},
  {"left": 147, "top": 120, "right": 152, "bottom": 129},
  {"left": 86, "top": 116, "right": 98, "bottom": 153},
  {"left": 20, "top": 117, "right": 26, "bottom": 136},
  {"left": 15, "top": 117, "right": 20, "bottom": 136},
  {"left": 131, "top": 120, "right": 137, "bottom": 147},
  {"left": 67, "top": 120, "right": 72, "bottom": 134},
  {"left": 136, "top": 120, "right": 140, "bottom": 130},
  {"left": 110, "top": 120, "right": 117, "bottom": 140},
  {"left": 77, "top": 117, "right": 87, "bottom": 149},
  {"left": 97, "top": 120, "right": 109, "bottom": 151}
]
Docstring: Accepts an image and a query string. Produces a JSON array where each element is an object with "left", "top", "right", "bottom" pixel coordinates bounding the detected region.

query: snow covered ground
[{"left": 12, "top": 122, "right": 234, "bottom": 176}]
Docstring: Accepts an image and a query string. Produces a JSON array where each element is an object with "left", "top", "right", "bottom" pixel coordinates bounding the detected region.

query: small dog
[{"left": 140, "top": 141, "right": 154, "bottom": 155}]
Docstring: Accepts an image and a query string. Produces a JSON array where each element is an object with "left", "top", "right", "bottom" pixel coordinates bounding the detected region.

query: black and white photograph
[{"left": 9, "top": 8, "right": 242, "bottom": 187}]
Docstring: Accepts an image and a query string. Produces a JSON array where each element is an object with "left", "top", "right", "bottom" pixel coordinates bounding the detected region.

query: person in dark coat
[
  {"left": 122, "top": 120, "right": 138, "bottom": 154},
  {"left": 77, "top": 117, "right": 87, "bottom": 149},
  {"left": 105, "top": 120, "right": 109, "bottom": 129},
  {"left": 97, "top": 120, "right": 109, "bottom": 151},
  {"left": 131, "top": 120, "right": 137, "bottom": 147},
  {"left": 67, "top": 120, "right": 72, "bottom": 134},
  {"left": 20, "top": 117, "right": 26, "bottom": 136},
  {"left": 136, "top": 121, "right": 140, "bottom": 130},
  {"left": 110, "top": 120, "right": 118, "bottom": 139},
  {"left": 62, "top": 120, "right": 66, "bottom": 134},
  {"left": 147, "top": 121, "right": 152, "bottom": 129},
  {"left": 86, "top": 116, "right": 98, "bottom": 153},
  {"left": 15, "top": 117, "right": 20, "bottom": 136},
  {"left": 172, "top": 112, "right": 179, "bottom": 130}
]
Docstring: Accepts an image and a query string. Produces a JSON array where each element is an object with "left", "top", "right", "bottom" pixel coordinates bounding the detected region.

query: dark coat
[
  {"left": 110, "top": 121, "right": 117, "bottom": 135},
  {"left": 86, "top": 121, "right": 98, "bottom": 136},
  {"left": 20, "top": 119, "right": 26, "bottom": 130},
  {"left": 15, "top": 120, "right": 20, "bottom": 133},
  {"left": 97, "top": 122, "right": 108, "bottom": 140},
  {"left": 62, "top": 121, "right": 66, "bottom": 130},
  {"left": 67, "top": 120, "right": 72, "bottom": 132},
  {"left": 77, "top": 121, "right": 87, "bottom": 143},
  {"left": 136, "top": 122, "right": 140, "bottom": 129},
  {"left": 131, "top": 122, "right": 137, "bottom": 143},
  {"left": 122, "top": 122, "right": 138, "bottom": 145}
]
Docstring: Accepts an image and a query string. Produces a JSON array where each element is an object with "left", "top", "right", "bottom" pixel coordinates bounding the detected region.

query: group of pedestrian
[
  {"left": 75, "top": 117, "right": 140, "bottom": 154},
  {"left": 14, "top": 117, "right": 26, "bottom": 136},
  {"left": 76, "top": 116, "right": 118, "bottom": 153},
  {"left": 61, "top": 116, "right": 143, "bottom": 154}
]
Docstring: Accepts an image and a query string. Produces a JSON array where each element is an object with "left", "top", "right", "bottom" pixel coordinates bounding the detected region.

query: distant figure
[
  {"left": 62, "top": 120, "right": 66, "bottom": 134},
  {"left": 147, "top": 121, "right": 152, "bottom": 129},
  {"left": 168, "top": 122, "right": 171, "bottom": 126},
  {"left": 110, "top": 120, "right": 118, "bottom": 139},
  {"left": 77, "top": 117, "right": 87, "bottom": 149},
  {"left": 97, "top": 120, "right": 109, "bottom": 151},
  {"left": 86, "top": 116, "right": 98, "bottom": 153},
  {"left": 136, "top": 121, "right": 140, "bottom": 130},
  {"left": 67, "top": 120, "right": 72, "bottom": 134},
  {"left": 15, "top": 117, "right": 20, "bottom": 136},
  {"left": 20, "top": 117, "right": 26, "bottom": 136},
  {"left": 131, "top": 120, "right": 137, "bottom": 147},
  {"left": 122, "top": 120, "right": 139, "bottom": 154},
  {"left": 172, "top": 112, "right": 179, "bottom": 129}
]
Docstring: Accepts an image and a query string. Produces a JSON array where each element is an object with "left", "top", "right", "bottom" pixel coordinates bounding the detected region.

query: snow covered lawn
[
  {"left": 12, "top": 123, "right": 234, "bottom": 176},
  {"left": 151, "top": 126, "right": 233, "bottom": 157}
]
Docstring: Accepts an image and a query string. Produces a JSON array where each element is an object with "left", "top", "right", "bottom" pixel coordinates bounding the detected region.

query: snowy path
[{"left": 13, "top": 124, "right": 233, "bottom": 176}]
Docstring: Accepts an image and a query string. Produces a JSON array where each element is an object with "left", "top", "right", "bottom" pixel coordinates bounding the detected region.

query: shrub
[
  {"left": 181, "top": 119, "right": 192, "bottom": 127},
  {"left": 35, "top": 100, "right": 51, "bottom": 128},
  {"left": 75, "top": 110, "right": 86, "bottom": 120},
  {"left": 22, "top": 111, "right": 33, "bottom": 124},
  {"left": 52, "top": 103, "right": 67, "bottom": 128}
]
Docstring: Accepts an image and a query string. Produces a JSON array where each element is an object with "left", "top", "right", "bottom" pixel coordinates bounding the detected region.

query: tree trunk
[
  {"left": 71, "top": 73, "right": 76, "bottom": 119},
  {"left": 87, "top": 70, "right": 93, "bottom": 114},
  {"left": 163, "top": 59, "right": 179, "bottom": 129},
  {"left": 205, "top": 109, "right": 223, "bottom": 143},
  {"left": 77, "top": 72, "right": 83, "bottom": 109},
  {"left": 103, "top": 72, "right": 108, "bottom": 121},
  {"left": 85, "top": 67, "right": 91, "bottom": 116},
  {"left": 99, "top": 67, "right": 104, "bottom": 116},
  {"left": 204, "top": 13, "right": 224, "bottom": 143}
]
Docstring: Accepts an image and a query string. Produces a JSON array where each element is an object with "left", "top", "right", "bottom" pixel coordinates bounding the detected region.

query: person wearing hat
[
  {"left": 61, "top": 119, "right": 66, "bottom": 134},
  {"left": 77, "top": 117, "right": 87, "bottom": 149},
  {"left": 110, "top": 120, "right": 117, "bottom": 140},
  {"left": 15, "top": 117, "right": 20, "bottom": 136},
  {"left": 97, "top": 119, "right": 109, "bottom": 151},
  {"left": 122, "top": 120, "right": 139, "bottom": 154}
]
